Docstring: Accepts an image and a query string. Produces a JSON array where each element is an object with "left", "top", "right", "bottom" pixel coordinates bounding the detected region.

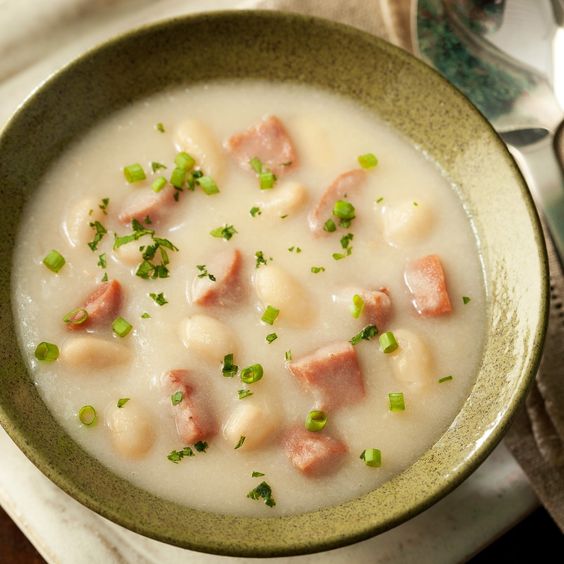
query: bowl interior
[{"left": 0, "top": 11, "right": 548, "bottom": 557}]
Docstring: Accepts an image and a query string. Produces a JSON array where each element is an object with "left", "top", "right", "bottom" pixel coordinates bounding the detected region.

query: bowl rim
[{"left": 0, "top": 9, "right": 549, "bottom": 557}]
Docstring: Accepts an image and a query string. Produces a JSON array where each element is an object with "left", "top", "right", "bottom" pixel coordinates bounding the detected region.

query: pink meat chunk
[
  {"left": 118, "top": 186, "right": 176, "bottom": 225},
  {"left": 164, "top": 370, "right": 217, "bottom": 444},
  {"left": 66, "top": 280, "right": 122, "bottom": 330},
  {"left": 288, "top": 342, "right": 364, "bottom": 411},
  {"left": 282, "top": 426, "right": 347, "bottom": 476},
  {"left": 225, "top": 115, "right": 298, "bottom": 176},
  {"left": 404, "top": 254, "right": 452, "bottom": 317},
  {"left": 308, "top": 169, "right": 366, "bottom": 235},
  {"left": 363, "top": 288, "right": 392, "bottom": 329},
  {"left": 191, "top": 248, "right": 243, "bottom": 306}
]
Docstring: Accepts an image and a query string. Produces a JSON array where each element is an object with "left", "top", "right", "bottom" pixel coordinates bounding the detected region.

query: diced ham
[
  {"left": 66, "top": 280, "right": 122, "bottom": 330},
  {"left": 225, "top": 115, "right": 298, "bottom": 176},
  {"left": 363, "top": 288, "right": 392, "bottom": 329},
  {"left": 164, "top": 369, "right": 217, "bottom": 444},
  {"left": 307, "top": 169, "right": 366, "bottom": 235},
  {"left": 190, "top": 248, "right": 242, "bottom": 306},
  {"left": 118, "top": 186, "right": 176, "bottom": 225},
  {"left": 404, "top": 254, "right": 452, "bottom": 317},
  {"left": 287, "top": 342, "right": 364, "bottom": 411},
  {"left": 282, "top": 426, "right": 347, "bottom": 476}
]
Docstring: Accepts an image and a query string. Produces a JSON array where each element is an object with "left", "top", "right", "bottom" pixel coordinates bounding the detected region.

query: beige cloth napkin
[{"left": 260, "top": 0, "right": 564, "bottom": 532}]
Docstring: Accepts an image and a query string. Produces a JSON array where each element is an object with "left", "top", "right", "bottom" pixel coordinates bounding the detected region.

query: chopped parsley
[
  {"left": 196, "top": 264, "right": 216, "bottom": 281},
  {"left": 266, "top": 332, "right": 278, "bottom": 344},
  {"left": 350, "top": 324, "right": 378, "bottom": 345},
  {"left": 288, "top": 246, "right": 302, "bottom": 253},
  {"left": 98, "top": 197, "right": 110, "bottom": 215},
  {"left": 251, "top": 471, "right": 265, "bottom": 477},
  {"left": 311, "top": 266, "right": 325, "bottom": 273},
  {"left": 101, "top": 272, "right": 109, "bottom": 282},
  {"left": 210, "top": 224, "right": 237, "bottom": 241},
  {"left": 97, "top": 253, "right": 107, "bottom": 269},
  {"left": 167, "top": 446, "right": 194, "bottom": 463},
  {"left": 234, "top": 436, "right": 246, "bottom": 449},
  {"left": 255, "top": 250, "right": 271, "bottom": 268},
  {"left": 340, "top": 233, "right": 354, "bottom": 249},
  {"left": 323, "top": 218, "right": 337, "bottom": 233},
  {"left": 194, "top": 441, "right": 208, "bottom": 453},
  {"left": 238, "top": 389, "right": 253, "bottom": 400},
  {"left": 413, "top": 201, "right": 419, "bottom": 207},
  {"left": 117, "top": 398, "right": 130, "bottom": 408},
  {"left": 438, "top": 375, "right": 454, "bottom": 383},
  {"left": 151, "top": 161, "right": 167, "bottom": 173},
  {"left": 149, "top": 292, "right": 168, "bottom": 306},
  {"left": 88, "top": 221, "right": 107, "bottom": 251},
  {"left": 376, "top": 197, "right": 384, "bottom": 204},
  {"left": 463, "top": 296, "right": 471, "bottom": 304},
  {"left": 222, "top": 353, "right": 238, "bottom": 378},
  {"left": 247, "top": 481, "right": 276, "bottom": 507},
  {"left": 156, "top": 122, "right": 165, "bottom": 133},
  {"left": 250, "top": 206, "right": 262, "bottom": 217},
  {"left": 141, "top": 312, "right": 151, "bottom": 319}
]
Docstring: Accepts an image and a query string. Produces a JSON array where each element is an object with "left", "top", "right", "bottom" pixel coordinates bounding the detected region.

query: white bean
[
  {"left": 107, "top": 400, "right": 155, "bottom": 459},
  {"left": 114, "top": 241, "right": 141, "bottom": 265},
  {"left": 254, "top": 264, "right": 314, "bottom": 326},
  {"left": 380, "top": 200, "right": 433, "bottom": 247},
  {"left": 290, "top": 115, "right": 334, "bottom": 169},
  {"left": 61, "top": 337, "right": 131, "bottom": 369},
  {"left": 179, "top": 314, "right": 237, "bottom": 363},
  {"left": 223, "top": 402, "right": 279, "bottom": 450},
  {"left": 257, "top": 181, "right": 308, "bottom": 218},
  {"left": 63, "top": 199, "right": 103, "bottom": 248},
  {"left": 388, "top": 329, "right": 434, "bottom": 388},
  {"left": 174, "top": 119, "right": 224, "bottom": 182}
]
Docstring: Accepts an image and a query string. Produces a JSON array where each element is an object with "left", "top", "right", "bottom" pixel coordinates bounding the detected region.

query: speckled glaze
[{"left": 0, "top": 11, "right": 548, "bottom": 557}]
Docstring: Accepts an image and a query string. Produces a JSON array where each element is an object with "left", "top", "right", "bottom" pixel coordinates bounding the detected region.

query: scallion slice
[
  {"left": 438, "top": 375, "right": 454, "bottom": 383},
  {"left": 311, "top": 266, "right": 325, "bottom": 273},
  {"left": 238, "top": 389, "right": 253, "bottom": 399},
  {"left": 112, "top": 316, "right": 132, "bottom": 337},
  {"left": 222, "top": 353, "right": 238, "bottom": 378},
  {"left": 155, "top": 122, "right": 165, "bottom": 133},
  {"left": 170, "top": 166, "right": 187, "bottom": 189},
  {"left": 333, "top": 200, "right": 355, "bottom": 220},
  {"left": 210, "top": 224, "right": 237, "bottom": 241},
  {"left": 117, "top": 398, "right": 130, "bottom": 408},
  {"left": 360, "top": 448, "right": 381, "bottom": 467},
  {"left": 251, "top": 471, "right": 265, "bottom": 477},
  {"left": 350, "top": 324, "right": 378, "bottom": 345},
  {"left": 250, "top": 206, "right": 262, "bottom": 217},
  {"left": 259, "top": 171, "right": 276, "bottom": 190},
  {"left": 151, "top": 176, "right": 167, "bottom": 193},
  {"left": 357, "top": 153, "right": 378, "bottom": 169},
  {"left": 43, "top": 250, "right": 65, "bottom": 273},
  {"left": 241, "top": 364, "right": 264, "bottom": 384},
  {"left": 175, "top": 152, "right": 195, "bottom": 170},
  {"left": 463, "top": 296, "right": 471, "bottom": 305},
  {"left": 34, "top": 342, "right": 59, "bottom": 362},
  {"left": 266, "top": 332, "right": 278, "bottom": 344},
  {"left": 171, "top": 391, "right": 183, "bottom": 406},
  {"left": 323, "top": 219, "right": 337, "bottom": 233},
  {"left": 78, "top": 405, "right": 97, "bottom": 426},
  {"left": 63, "top": 308, "right": 89, "bottom": 326},
  {"left": 250, "top": 157, "right": 263, "bottom": 173},
  {"left": 197, "top": 175, "right": 219, "bottom": 195},
  {"left": 388, "top": 392, "right": 405, "bottom": 412},
  {"left": 234, "top": 435, "right": 246, "bottom": 449},
  {"left": 123, "top": 163, "right": 146, "bottom": 183},
  {"left": 305, "top": 410, "right": 327, "bottom": 432},
  {"left": 261, "top": 305, "right": 279, "bottom": 325},
  {"left": 351, "top": 294, "right": 364, "bottom": 319},
  {"left": 379, "top": 331, "right": 398, "bottom": 353}
]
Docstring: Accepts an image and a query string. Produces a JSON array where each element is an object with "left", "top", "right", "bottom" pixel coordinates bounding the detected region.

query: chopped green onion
[
  {"left": 196, "top": 264, "right": 216, "bottom": 281},
  {"left": 255, "top": 250, "right": 270, "bottom": 268},
  {"left": 222, "top": 353, "right": 238, "bottom": 378},
  {"left": 78, "top": 405, "right": 97, "bottom": 426},
  {"left": 241, "top": 364, "right": 264, "bottom": 384},
  {"left": 251, "top": 471, "right": 265, "bottom": 477},
  {"left": 333, "top": 200, "right": 355, "bottom": 220},
  {"left": 388, "top": 392, "right": 405, "bottom": 412},
  {"left": 332, "top": 247, "right": 353, "bottom": 260},
  {"left": 357, "top": 153, "right": 378, "bottom": 169},
  {"left": 463, "top": 296, "right": 471, "bottom": 304},
  {"left": 156, "top": 122, "right": 165, "bottom": 133},
  {"left": 151, "top": 161, "right": 167, "bottom": 173},
  {"left": 379, "top": 331, "right": 398, "bottom": 354},
  {"left": 259, "top": 171, "right": 276, "bottom": 190},
  {"left": 250, "top": 206, "right": 262, "bottom": 217},
  {"left": 238, "top": 389, "right": 253, "bottom": 399},
  {"left": 376, "top": 197, "right": 384, "bottom": 204},
  {"left": 117, "top": 398, "right": 130, "bottom": 408},
  {"left": 311, "top": 266, "right": 325, "bottom": 273},
  {"left": 88, "top": 221, "right": 107, "bottom": 251},
  {"left": 170, "top": 166, "right": 187, "bottom": 189},
  {"left": 194, "top": 441, "right": 208, "bottom": 452},
  {"left": 360, "top": 448, "right": 382, "bottom": 467},
  {"left": 43, "top": 250, "right": 65, "bottom": 273},
  {"left": 210, "top": 224, "right": 237, "bottom": 240},
  {"left": 234, "top": 435, "right": 246, "bottom": 449},
  {"left": 112, "top": 316, "right": 132, "bottom": 337},
  {"left": 323, "top": 218, "right": 337, "bottom": 233},
  {"left": 141, "top": 312, "right": 151, "bottom": 319},
  {"left": 101, "top": 272, "right": 108, "bottom": 282},
  {"left": 249, "top": 157, "right": 263, "bottom": 173},
  {"left": 152, "top": 176, "right": 167, "bottom": 193},
  {"left": 197, "top": 175, "right": 219, "bottom": 195},
  {"left": 438, "top": 375, "right": 454, "bottom": 384},
  {"left": 351, "top": 294, "right": 364, "bottom": 319},
  {"left": 261, "top": 305, "right": 280, "bottom": 325},
  {"left": 167, "top": 446, "right": 194, "bottom": 463},
  {"left": 97, "top": 253, "right": 107, "bottom": 269},
  {"left": 175, "top": 152, "right": 195, "bottom": 170},
  {"left": 340, "top": 233, "right": 354, "bottom": 249},
  {"left": 171, "top": 391, "right": 183, "bottom": 406},
  {"left": 266, "top": 333, "right": 278, "bottom": 344},
  {"left": 413, "top": 201, "right": 419, "bottom": 207},
  {"left": 350, "top": 324, "right": 378, "bottom": 345},
  {"left": 288, "top": 246, "right": 302, "bottom": 253},
  {"left": 285, "top": 350, "right": 292, "bottom": 361},
  {"left": 34, "top": 342, "right": 59, "bottom": 362},
  {"left": 149, "top": 292, "right": 168, "bottom": 306},
  {"left": 123, "top": 163, "right": 146, "bottom": 183},
  {"left": 98, "top": 197, "right": 110, "bottom": 214},
  {"left": 305, "top": 410, "right": 327, "bottom": 432},
  {"left": 247, "top": 481, "right": 276, "bottom": 507},
  {"left": 63, "top": 308, "right": 89, "bottom": 326}
]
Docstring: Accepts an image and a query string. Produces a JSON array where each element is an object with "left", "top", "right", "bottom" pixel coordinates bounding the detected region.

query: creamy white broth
[{"left": 12, "top": 81, "right": 485, "bottom": 516}]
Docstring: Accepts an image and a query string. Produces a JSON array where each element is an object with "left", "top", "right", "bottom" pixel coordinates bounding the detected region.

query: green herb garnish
[
  {"left": 97, "top": 253, "right": 107, "bottom": 269},
  {"left": 34, "top": 342, "right": 59, "bottom": 362},
  {"left": 311, "top": 266, "right": 325, "bottom": 273},
  {"left": 266, "top": 333, "right": 278, "bottom": 344},
  {"left": 222, "top": 353, "right": 238, "bottom": 378},
  {"left": 98, "top": 197, "right": 110, "bottom": 215},
  {"left": 156, "top": 122, "right": 165, "bottom": 133},
  {"left": 241, "top": 364, "right": 264, "bottom": 384},
  {"left": 88, "top": 221, "right": 107, "bottom": 251},
  {"left": 234, "top": 436, "right": 246, "bottom": 449},
  {"left": 305, "top": 410, "right": 327, "bottom": 432},
  {"left": 43, "top": 250, "right": 66, "bottom": 273},
  {"left": 196, "top": 264, "right": 216, "bottom": 281},
  {"left": 438, "top": 375, "right": 454, "bottom": 384},
  {"left": 112, "top": 316, "right": 132, "bottom": 338},
  {"left": 350, "top": 324, "right": 378, "bottom": 345},
  {"left": 323, "top": 219, "right": 337, "bottom": 233},
  {"left": 149, "top": 292, "right": 168, "bottom": 306},
  {"left": 247, "top": 481, "right": 276, "bottom": 507},
  {"left": 238, "top": 389, "right": 253, "bottom": 399},
  {"left": 261, "top": 305, "right": 280, "bottom": 325},
  {"left": 250, "top": 206, "right": 262, "bottom": 217},
  {"left": 357, "top": 153, "right": 378, "bottom": 169},
  {"left": 117, "top": 398, "right": 130, "bottom": 408},
  {"left": 463, "top": 296, "right": 471, "bottom": 304},
  {"left": 171, "top": 391, "right": 183, "bottom": 406},
  {"left": 151, "top": 161, "right": 167, "bottom": 173},
  {"left": 210, "top": 224, "right": 237, "bottom": 240},
  {"left": 351, "top": 294, "right": 364, "bottom": 319},
  {"left": 78, "top": 405, "right": 97, "bottom": 426},
  {"left": 360, "top": 448, "right": 382, "bottom": 467},
  {"left": 194, "top": 441, "right": 208, "bottom": 453},
  {"left": 123, "top": 163, "right": 146, "bottom": 183},
  {"left": 167, "top": 446, "right": 194, "bottom": 463}
]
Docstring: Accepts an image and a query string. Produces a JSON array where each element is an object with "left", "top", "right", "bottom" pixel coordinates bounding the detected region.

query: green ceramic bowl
[{"left": 0, "top": 11, "right": 548, "bottom": 557}]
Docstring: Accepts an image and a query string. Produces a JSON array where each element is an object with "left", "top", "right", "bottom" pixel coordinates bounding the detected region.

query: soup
[{"left": 12, "top": 81, "right": 485, "bottom": 516}]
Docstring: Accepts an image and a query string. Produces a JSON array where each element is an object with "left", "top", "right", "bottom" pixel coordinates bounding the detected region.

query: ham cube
[
  {"left": 282, "top": 426, "right": 347, "bottom": 476},
  {"left": 225, "top": 115, "right": 298, "bottom": 176},
  {"left": 190, "top": 248, "right": 243, "bottom": 306},
  {"left": 287, "top": 342, "right": 364, "bottom": 411},
  {"left": 164, "top": 370, "right": 217, "bottom": 444},
  {"left": 404, "top": 255, "right": 452, "bottom": 317},
  {"left": 363, "top": 288, "right": 392, "bottom": 330},
  {"left": 308, "top": 169, "right": 366, "bottom": 235},
  {"left": 66, "top": 280, "right": 122, "bottom": 330},
  {"left": 118, "top": 186, "right": 176, "bottom": 225}
]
